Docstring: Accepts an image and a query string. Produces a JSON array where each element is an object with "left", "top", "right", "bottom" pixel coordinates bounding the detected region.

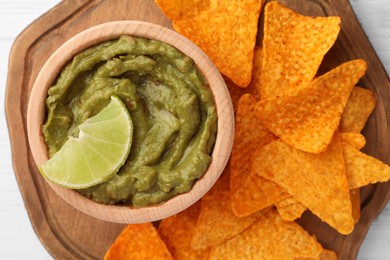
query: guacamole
[{"left": 43, "top": 36, "right": 217, "bottom": 207}]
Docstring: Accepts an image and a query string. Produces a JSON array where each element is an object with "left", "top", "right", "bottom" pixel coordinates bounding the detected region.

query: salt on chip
[
  {"left": 339, "top": 86, "right": 376, "bottom": 133},
  {"left": 261, "top": 1, "right": 341, "bottom": 99},
  {"left": 191, "top": 167, "right": 263, "bottom": 250},
  {"left": 173, "top": 0, "right": 264, "bottom": 87},
  {"left": 275, "top": 197, "right": 306, "bottom": 221},
  {"left": 340, "top": 132, "right": 366, "bottom": 150},
  {"left": 343, "top": 143, "right": 390, "bottom": 189},
  {"left": 253, "top": 133, "right": 354, "bottom": 234},
  {"left": 104, "top": 223, "right": 172, "bottom": 260},
  {"left": 256, "top": 60, "right": 367, "bottom": 154},
  {"left": 350, "top": 188, "right": 361, "bottom": 224},
  {"left": 155, "top": 0, "right": 214, "bottom": 20},
  {"left": 209, "top": 208, "right": 323, "bottom": 259},
  {"left": 158, "top": 201, "right": 210, "bottom": 260}
]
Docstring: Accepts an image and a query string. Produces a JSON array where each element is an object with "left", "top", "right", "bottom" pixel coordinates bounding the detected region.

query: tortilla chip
[
  {"left": 173, "top": 0, "right": 264, "bottom": 87},
  {"left": 256, "top": 60, "right": 367, "bottom": 154},
  {"left": 339, "top": 86, "right": 376, "bottom": 133},
  {"left": 253, "top": 133, "right": 354, "bottom": 234},
  {"left": 343, "top": 143, "right": 390, "bottom": 189},
  {"left": 155, "top": 0, "right": 214, "bottom": 20},
  {"left": 320, "top": 249, "right": 338, "bottom": 260},
  {"left": 191, "top": 168, "right": 263, "bottom": 250},
  {"left": 104, "top": 223, "right": 172, "bottom": 260},
  {"left": 350, "top": 188, "right": 361, "bottom": 224},
  {"left": 275, "top": 197, "right": 306, "bottom": 221},
  {"left": 158, "top": 201, "right": 210, "bottom": 260},
  {"left": 247, "top": 47, "right": 264, "bottom": 99},
  {"left": 261, "top": 1, "right": 341, "bottom": 99},
  {"left": 230, "top": 94, "right": 277, "bottom": 195},
  {"left": 209, "top": 208, "right": 323, "bottom": 259},
  {"left": 340, "top": 132, "right": 366, "bottom": 150},
  {"left": 231, "top": 171, "right": 289, "bottom": 217}
]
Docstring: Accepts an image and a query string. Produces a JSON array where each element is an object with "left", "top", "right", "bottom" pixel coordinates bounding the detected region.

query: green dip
[{"left": 43, "top": 36, "right": 217, "bottom": 207}]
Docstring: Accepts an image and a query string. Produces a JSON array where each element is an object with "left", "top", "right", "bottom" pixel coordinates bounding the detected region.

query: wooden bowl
[{"left": 27, "top": 21, "right": 234, "bottom": 223}]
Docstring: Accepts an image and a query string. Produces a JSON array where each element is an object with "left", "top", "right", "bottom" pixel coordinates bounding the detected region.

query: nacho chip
[
  {"left": 256, "top": 60, "right": 367, "bottom": 154},
  {"left": 230, "top": 94, "right": 277, "bottom": 195},
  {"left": 209, "top": 208, "right": 323, "bottom": 259},
  {"left": 191, "top": 168, "right": 263, "bottom": 250},
  {"left": 104, "top": 223, "right": 172, "bottom": 260},
  {"left": 275, "top": 197, "right": 306, "bottom": 221},
  {"left": 261, "top": 2, "right": 341, "bottom": 99},
  {"left": 339, "top": 86, "right": 376, "bottom": 133},
  {"left": 350, "top": 188, "right": 361, "bottom": 224},
  {"left": 158, "top": 201, "right": 210, "bottom": 260},
  {"left": 253, "top": 133, "right": 354, "bottom": 234},
  {"left": 231, "top": 171, "right": 289, "bottom": 217},
  {"left": 320, "top": 249, "right": 338, "bottom": 260},
  {"left": 155, "top": 0, "right": 214, "bottom": 20},
  {"left": 174, "top": 0, "right": 264, "bottom": 87},
  {"left": 343, "top": 143, "right": 390, "bottom": 189},
  {"left": 340, "top": 132, "right": 366, "bottom": 150}
]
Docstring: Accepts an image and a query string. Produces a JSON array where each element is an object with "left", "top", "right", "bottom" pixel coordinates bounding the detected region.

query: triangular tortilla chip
[
  {"left": 256, "top": 60, "right": 367, "bottom": 154},
  {"left": 343, "top": 143, "right": 390, "bottom": 189},
  {"left": 173, "top": 0, "right": 264, "bottom": 87},
  {"left": 340, "top": 86, "right": 376, "bottom": 133},
  {"left": 231, "top": 171, "right": 289, "bottom": 217},
  {"left": 230, "top": 94, "right": 277, "bottom": 195},
  {"left": 320, "top": 249, "right": 338, "bottom": 260},
  {"left": 226, "top": 47, "right": 263, "bottom": 110},
  {"left": 191, "top": 168, "right": 263, "bottom": 250},
  {"left": 261, "top": 1, "right": 341, "bottom": 99},
  {"left": 155, "top": 0, "right": 216, "bottom": 20},
  {"left": 275, "top": 197, "right": 306, "bottom": 221},
  {"left": 340, "top": 132, "right": 366, "bottom": 150},
  {"left": 104, "top": 223, "right": 172, "bottom": 260},
  {"left": 253, "top": 133, "right": 354, "bottom": 234},
  {"left": 158, "top": 201, "right": 210, "bottom": 259},
  {"left": 209, "top": 208, "right": 323, "bottom": 259}
]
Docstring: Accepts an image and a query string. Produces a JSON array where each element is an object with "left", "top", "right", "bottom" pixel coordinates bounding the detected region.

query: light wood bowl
[{"left": 27, "top": 21, "right": 234, "bottom": 223}]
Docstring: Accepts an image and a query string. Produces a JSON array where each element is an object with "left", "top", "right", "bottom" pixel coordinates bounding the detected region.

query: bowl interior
[{"left": 27, "top": 21, "right": 234, "bottom": 223}]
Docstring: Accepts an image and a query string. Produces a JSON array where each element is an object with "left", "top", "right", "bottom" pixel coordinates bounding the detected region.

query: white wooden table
[{"left": 0, "top": 0, "right": 389, "bottom": 259}]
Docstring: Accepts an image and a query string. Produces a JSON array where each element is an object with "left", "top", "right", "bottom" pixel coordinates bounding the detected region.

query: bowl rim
[{"left": 27, "top": 20, "right": 234, "bottom": 223}]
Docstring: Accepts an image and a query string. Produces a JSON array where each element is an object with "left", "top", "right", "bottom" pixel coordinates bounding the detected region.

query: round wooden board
[{"left": 5, "top": 0, "right": 390, "bottom": 259}]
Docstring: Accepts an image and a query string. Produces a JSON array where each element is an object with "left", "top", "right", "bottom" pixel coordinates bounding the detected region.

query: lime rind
[{"left": 40, "top": 96, "right": 133, "bottom": 189}]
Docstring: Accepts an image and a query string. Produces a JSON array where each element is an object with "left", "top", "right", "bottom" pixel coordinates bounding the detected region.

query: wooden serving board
[{"left": 5, "top": 0, "right": 390, "bottom": 259}]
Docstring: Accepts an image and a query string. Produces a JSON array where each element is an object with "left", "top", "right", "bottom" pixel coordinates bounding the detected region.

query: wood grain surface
[{"left": 4, "top": 0, "right": 390, "bottom": 259}]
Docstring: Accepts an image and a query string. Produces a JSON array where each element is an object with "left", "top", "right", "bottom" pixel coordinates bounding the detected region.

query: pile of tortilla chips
[{"left": 104, "top": 0, "right": 390, "bottom": 259}]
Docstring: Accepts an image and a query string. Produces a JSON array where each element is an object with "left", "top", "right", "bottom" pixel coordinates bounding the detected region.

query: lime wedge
[{"left": 40, "top": 96, "right": 133, "bottom": 189}]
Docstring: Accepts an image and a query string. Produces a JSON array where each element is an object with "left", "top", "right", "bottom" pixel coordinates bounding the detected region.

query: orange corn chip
[
  {"left": 209, "top": 208, "right": 323, "bottom": 259},
  {"left": 350, "top": 188, "right": 361, "bottom": 224},
  {"left": 253, "top": 133, "right": 354, "bottom": 234},
  {"left": 173, "top": 0, "right": 264, "bottom": 87},
  {"left": 104, "top": 223, "right": 172, "bottom": 260},
  {"left": 191, "top": 168, "right": 263, "bottom": 250},
  {"left": 275, "top": 197, "right": 306, "bottom": 221},
  {"left": 320, "top": 249, "right": 338, "bottom": 260},
  {"left": 340, "top": 132, "right": 366, "bottom": 150},
  {"left": 261, "top": 2, "right": 341, "bottom": 99},
  {"left": 339, "top": 86, "right": 376, "bottom": 133},
  {"left": 256, "top": 60, "right": 367, "bottom": 154},
  {"left": 155, "top": 0, "right": 214, "bottom": 20},
  {"left": 158, "top": 202, "right": 210, "bottom": 260},
  {"left": 230, "top": 94, "right": 277, "bottom": 195},
  {"left": 231, "top": 171, "right": 289, "bottom": 217},
  {"left": 343, "top": 143, "right": 390, "bottom": 189}
]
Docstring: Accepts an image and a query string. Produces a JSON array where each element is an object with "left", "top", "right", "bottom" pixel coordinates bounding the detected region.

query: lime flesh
[{"left": 40, "top": 96, "right": 133, "bottom": 189}]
